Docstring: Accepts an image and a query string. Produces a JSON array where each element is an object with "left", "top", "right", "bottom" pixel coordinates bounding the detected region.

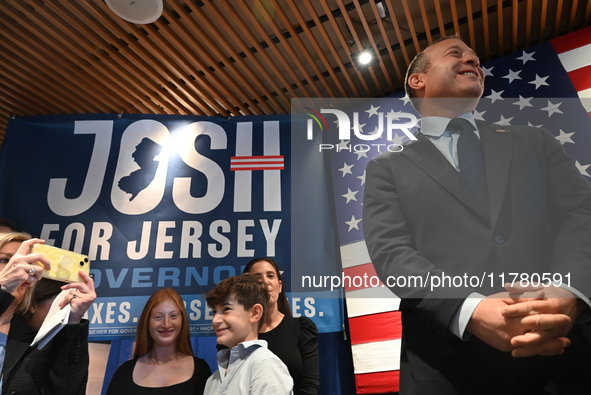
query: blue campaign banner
[
  {"left": 88, "top": 292, "right": 341, "bottom": 339},
  {"left": 0, "top": 113, "right": 343, "bottom": 339}
]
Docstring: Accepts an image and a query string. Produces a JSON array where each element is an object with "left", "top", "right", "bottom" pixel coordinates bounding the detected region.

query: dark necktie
[{"left": 448, "top": 118, "right": 489, "bottom": 212}]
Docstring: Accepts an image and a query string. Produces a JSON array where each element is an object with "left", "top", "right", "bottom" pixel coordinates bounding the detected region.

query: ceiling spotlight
[
  {"left": 358, "top": 50, "right": 373, "bottom": 65},
  {"left": 355, "top": 48, "right": 375, "bottom": 67},
  {"left": 106, "top": 0, "right": 163, "bottom": 24}
]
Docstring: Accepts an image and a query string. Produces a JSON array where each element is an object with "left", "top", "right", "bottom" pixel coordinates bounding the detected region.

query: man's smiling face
[{"left": 420, "top": 38, "right": 485, "bottom": 101}]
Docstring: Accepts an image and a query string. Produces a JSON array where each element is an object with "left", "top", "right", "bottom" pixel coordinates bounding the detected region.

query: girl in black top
[{"left": 107, "top": 288, "right": 211, "bottom": 395}]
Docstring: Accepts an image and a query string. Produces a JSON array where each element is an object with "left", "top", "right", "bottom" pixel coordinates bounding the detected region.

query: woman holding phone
[{"left": 0, "top": 231, "right": 96, "bottom": 394}]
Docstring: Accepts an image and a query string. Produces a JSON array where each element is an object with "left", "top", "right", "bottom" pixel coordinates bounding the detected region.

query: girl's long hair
[{"left": 133, "top": 288, "right": 194, "bottom": 359}]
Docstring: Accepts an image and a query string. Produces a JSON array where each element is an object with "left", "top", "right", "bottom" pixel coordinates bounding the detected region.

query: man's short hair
[
  {"left": 404, "top": 34, "right": 463, "bottom": 111},
  {"left": 206, "top": 274, "right": 269, "bottom": 324}
]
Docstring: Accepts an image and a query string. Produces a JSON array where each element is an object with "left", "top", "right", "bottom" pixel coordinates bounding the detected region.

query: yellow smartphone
[{"left": 31, "top": 244, "right": 90, "bottom": 283}]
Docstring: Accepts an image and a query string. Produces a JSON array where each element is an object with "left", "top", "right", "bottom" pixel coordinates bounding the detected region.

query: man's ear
[
  {"left": 407, "top": 73, "right": 425, "bottom": 91},
  {"left": 250, "top": 303, "right": 264, "bottom": 323}
]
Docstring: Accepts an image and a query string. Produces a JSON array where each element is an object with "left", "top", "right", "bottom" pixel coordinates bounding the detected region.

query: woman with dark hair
[
  {"left": 243, "top": 257, "right": 319, "bottom": 395},
  {"left": 0, "top": 218, "right": 19, "bottom": 233},
  {"left": 20, "top": 278, "right": 67, "bottom": 330},
  {"left": 107, "top": 288, "right": 211, "bottom": 394}
]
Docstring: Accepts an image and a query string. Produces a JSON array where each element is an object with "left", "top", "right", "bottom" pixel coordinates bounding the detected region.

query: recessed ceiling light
[{"left": 356, "top": 49, "right": 375, "bottom": 67}]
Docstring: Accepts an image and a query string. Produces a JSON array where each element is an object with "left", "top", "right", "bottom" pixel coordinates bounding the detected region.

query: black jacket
[{"left": 1, "top": 290, "right": 89, "bottom": 395}]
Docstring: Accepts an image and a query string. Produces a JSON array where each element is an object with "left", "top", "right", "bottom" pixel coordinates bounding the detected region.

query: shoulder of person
[
  {"left": 193, "top": 356, "right": 212, "bottom": 373},
  {"left": 252, "top": 343, "right": 282, "bottom": 358},
  {"left": 251, "top": 347, "right": 291, "bottom": 374},
  {"left": 7, "top": 314, "right": 37, "bottom": 342},
  {"left": 477, "top": 121, "right": 546, "bottom": 135},
  {"left": 297, "top": 316, "right": 318, "bottom": 335},
  {"left": 251, "top": 352, "right": 293, "bottom": 384},
  {"left": 369, "top": 132, "right": 426, "bottom": 163},
  {"left": 479, "top": 122, "right": 558, "bottom": 149},
  {"left": 112, "top": 358, "right": 139, "bottom": 375}
]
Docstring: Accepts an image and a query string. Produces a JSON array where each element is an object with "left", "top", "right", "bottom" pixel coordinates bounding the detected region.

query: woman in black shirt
[{"left": 244, "top": 257, "right": 319, "bottom": 395}]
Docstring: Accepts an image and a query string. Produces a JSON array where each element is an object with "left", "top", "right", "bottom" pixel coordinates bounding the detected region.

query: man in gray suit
[{"left": 363, "top": 35, "right": 591, "bottom": 394}]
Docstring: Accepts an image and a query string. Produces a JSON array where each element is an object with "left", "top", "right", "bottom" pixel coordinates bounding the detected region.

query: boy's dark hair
[
  {"left": 243, "top": 257, "right": 292, "bottom": 317},
  {"left": 206, "top": 275, "right": 269, "bottom": 327}
]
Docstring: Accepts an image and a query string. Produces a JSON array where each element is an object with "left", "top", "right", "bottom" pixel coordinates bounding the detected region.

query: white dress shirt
[{"left": 204, "top": 339, "right": 293, "bottom": 395}]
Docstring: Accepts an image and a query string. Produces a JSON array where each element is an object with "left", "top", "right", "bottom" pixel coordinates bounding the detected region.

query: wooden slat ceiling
[{"left": 1, "top": 0, "right": 590, "bottom": 147}]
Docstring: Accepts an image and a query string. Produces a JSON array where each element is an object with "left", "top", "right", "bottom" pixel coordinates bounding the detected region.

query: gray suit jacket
[{"left": 363, "top": 122, "right": 591, "bottom": 394}]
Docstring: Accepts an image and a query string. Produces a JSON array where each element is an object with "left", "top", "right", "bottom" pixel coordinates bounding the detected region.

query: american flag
[{"left": 324, "top": 26, "right": 591, "bottom": 394}]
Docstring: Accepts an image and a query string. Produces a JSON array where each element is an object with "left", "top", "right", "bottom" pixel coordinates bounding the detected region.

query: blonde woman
[{"left": 0, "top": 232, "right": 96, "bottom": 394}]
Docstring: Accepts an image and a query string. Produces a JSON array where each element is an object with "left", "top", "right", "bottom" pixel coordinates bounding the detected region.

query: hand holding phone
[{"left": 31, "top": 244, "right": 90, "bottom": 283}]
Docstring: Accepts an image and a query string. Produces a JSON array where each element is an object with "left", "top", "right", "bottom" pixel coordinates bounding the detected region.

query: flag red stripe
[
  {"left": 230, "top": 161, "right": 284, "bottom": 165},
  {"left": 349, "top": 311, "right": 402, "bottom": 345},
  {"left": 354, "top": 370, "right": 400, "bottom": 394},
  {"left": 567, "top": 65, "right": 591, "bottom": 92},
  {"left": 230, "top": 155, "right": 284, "bottom": 160},
  {"left": 342, "top": 262, "right": 382, "bottom": 292},
  {"left": 230, "top": 166, "right": 284, "bottom": 171},
  {"left": 551, "top": 26, "right": 591, "bottom": 54}
]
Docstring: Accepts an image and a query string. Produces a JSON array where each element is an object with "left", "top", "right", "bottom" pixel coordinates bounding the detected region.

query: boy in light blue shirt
[{"left": 204, "top": 275, "right": 293, "bottom": 395}]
